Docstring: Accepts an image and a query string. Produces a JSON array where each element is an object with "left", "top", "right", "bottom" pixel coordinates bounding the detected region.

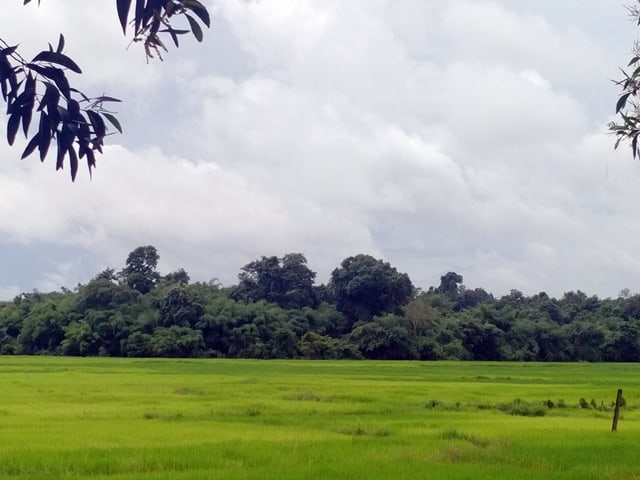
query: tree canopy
[
  {"left": 231, "top": 253, "right": 319, "bottom": 310},
  {"left": 1, "top": 0, "right": 210, "bottom": 179},
  {"left": 2, "top": 249, "right": 640, "bottom": 361},
  {"left": 328, "top": 254, "right": 414, "bottom": 327}
]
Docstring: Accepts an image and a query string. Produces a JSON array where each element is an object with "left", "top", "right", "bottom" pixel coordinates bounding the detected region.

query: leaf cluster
[
  {"left": 610, "top": 4, "right": 640, "bottom": 158},
  {"left": 116, "top": 0, "right": 211, "bottom": 60},
  {"left": 3, "top": 0, "right": 210, "bottom": 179},
  {"left": 1, "top": 35, "right": 121, "bottom": 179}
]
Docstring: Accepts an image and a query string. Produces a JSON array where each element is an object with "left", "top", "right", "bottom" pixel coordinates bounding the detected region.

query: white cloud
[
  {"left": 0, "top": 141, "right": 377, "bottom": 286},
  {"left": 1, "top": 0, "right": 640, "bottom": 299},
  {"left": 0, "top": 285, "right": 20, "bottom": 301}
]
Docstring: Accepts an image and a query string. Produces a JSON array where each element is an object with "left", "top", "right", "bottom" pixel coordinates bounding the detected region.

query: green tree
[
  {"left": 437, "top": 271, "right": 463, "bottom": 297},
  {"left": 348, "top": 314, "right": 418, "bottom": 360},
  {"left": 76, "top": 274, "right": 136, "bottom": 311},
  {"left": 328, "top": 254, "right": 414, "bottom": 327},
  {"left": 298, "top": 332, "right": 341, "bottom": 359},
  {"left": 231, "top": 253, "right": 318, "bottom": 309},
  {"left": 149, "top": 326, "right": 205, "bottom": 357},
  {"left": 17, "top": 292, "right": 76, "bottom": 353},
  {"left": 455, "top": 313, "right": 504, "bottom": 361},
  {"left": 164, "top": 268, "right": 190, "bottom": 286},
  {"left": 120, "top": 245, "right": 160, "bottom": 294},
  {"left": 60, "top": 320, "right": 96, "bottom": 356},
  {"left": 608, "top": 322, "right": 640, "bottom": 361},
  {"left": 122, "top": 331, "right": 152, "bottom": 357},
  {"left": 157, "top": 286, "right": 204, "bottom": 328},
  {"left": 1, "top": 0, "right": 210, "bottom": 179}
]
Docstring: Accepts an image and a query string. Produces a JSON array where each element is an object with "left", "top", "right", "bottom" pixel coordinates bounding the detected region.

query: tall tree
[
  {"left": 120, "top": 245, "right": 160, "bottom": 294},
  {"left": 231, "top": 253, "right": 318, "bottom": 309},
  {"left": 328, "top": 254, "right": 414, "bottom": 327},
  {"left": 436, "top": 271, "right": 463, "bottom": 297},
  {"left": 1, "top": 0, "right": 210, "bottom": 179}
]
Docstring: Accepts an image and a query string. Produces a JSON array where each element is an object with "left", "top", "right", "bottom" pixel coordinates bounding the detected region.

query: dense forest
[{"left": 1, "top": 245, "right": 639, "bottom": 361}]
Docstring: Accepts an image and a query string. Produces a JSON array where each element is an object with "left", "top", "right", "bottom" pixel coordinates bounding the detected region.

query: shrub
[{"left": 498, "top": 399, "right": 546, "bottom": 417}]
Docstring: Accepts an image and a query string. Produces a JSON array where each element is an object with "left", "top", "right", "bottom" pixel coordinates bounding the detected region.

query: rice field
[{"left": 0, "top": 357, "right": 639, "bottom": 479}]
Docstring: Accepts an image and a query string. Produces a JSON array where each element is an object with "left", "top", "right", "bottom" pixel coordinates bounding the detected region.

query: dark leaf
[
  {"left": 7, "top": 112, "right": 20, "bottom": 145},
  {"left": 56, "top": 132, "right": 69, "bottom": 170},
  {"left": 93, "top": 96, "right": 122, "bottom": 103},
  {"left": 182, "top": 0, "right": 211, "bottom": 27},
  {"left": 616, "top": 93, "right": 632, "bottom": 114},
  {"left": 86, "top": 148, "right": 96, "bottom": 171},
  {"left": 102, "top": 112, "right": 123, "bottom": 133},
  {"left": 56, "top": 34, "right": 65, "bottom": 54},
  {"left": 56, "top": 105, "right": 71, "bottom": 123},
  {"left": 134, "top": 0, "right": 145, "bottom": 34},
  {"left": 69, "top": 88, "right": 90, "bottom": 102},
  {"left": 67, "top": 99, "right": 81, "bottom": 119},
  {"left": 32, "top": 51, "right": 82, "bottom": 74},
  {"left": 20, "top": 103, "right": 34, "bottom": 137},
  {"left": 37, "top": 113, "right": 52, "bottom": 161},
  {"left": 21, "top": 74, "right": 36, "bottom": 135},
  {"left": 52, "top": 72, "right": 71, "bottom": 99},
  {"left": 117, "top": 0, "right": 133, "bottom": 34},
  {"left": 0, "top": 45, "right": 18, "bottom": 56},
  {"left": 185, "top": 14, "right": 203, "bottom": 42},
  {"left": 142, "top": 0, "right": 164, "bottom": 27},
  {"left": 150, "top": 18, "right": 161, "bottom": 35},
  {"left": 169, "top": 29, "right": 179, "bottom": 48},
  {"left": 21, "top": 132, "right": 40, "bottom": 159},
  {"left": 39, "top": 82, "right": 61, "bottom": 115},
  {"left": 161, "top": 27, "right": 190, "bottom": 48},
  {"left": 614, "top": 136, "right": 623, "bottom": 150},
  {"left": 0, "top": 58, "right": 17, "bottom": 102},
  {"left": 68, "top": 144, "right": 78, "bottom": 181},
  {"left": 87, "top": 110, "right": 106, "bottom": 138}
]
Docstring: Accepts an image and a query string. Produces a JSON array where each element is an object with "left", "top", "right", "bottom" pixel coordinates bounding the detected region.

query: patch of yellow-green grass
[{"left": 0, "top": 357, "right": 639, "bottom": 479}]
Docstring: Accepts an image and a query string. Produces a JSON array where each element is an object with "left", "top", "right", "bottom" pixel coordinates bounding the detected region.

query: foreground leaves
[
  {"left": 2, "top": 0, "right": 211, "bottom": 179},
  {"left": 117, "top": 0, "right": 211, "bottom": 59},
  {"left": 1, "top": 36, "right": 121, "bottom": 180},
  {"left": 610, "top": 4, "right": 640, "bottom": 159}
]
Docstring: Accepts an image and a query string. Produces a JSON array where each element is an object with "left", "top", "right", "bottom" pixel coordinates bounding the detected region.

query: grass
[{"left": 0, "top": 357, "right": 639, "bottom": 479}]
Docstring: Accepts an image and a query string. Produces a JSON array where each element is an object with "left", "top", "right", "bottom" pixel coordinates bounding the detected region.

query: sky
[{"left": 1, "top": 0, "right": 640, "bottom": 300}]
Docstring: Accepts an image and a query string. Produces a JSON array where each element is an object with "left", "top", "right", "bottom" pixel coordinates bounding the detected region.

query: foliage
[
  {"left": 1, "top": 0, "right": 209, "bottom": 179},
  {"left": 120, "top": 245, "right": 160, "bottom": 294},
  {"left": 328, "top": 254, "right": 414, "bottom": 326},
  {"left": 3, "top": 245, "right": 640, "bottom": 361},
  {"left": 610, "top": 2, "right": 640, "bottom": 159},
  {"left": 231, "top": 253, "right": 319, "bottom": 309}
]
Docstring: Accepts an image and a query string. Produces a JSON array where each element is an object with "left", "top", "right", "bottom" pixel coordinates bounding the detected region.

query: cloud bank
[{"left": 1, "top": 0, "right": 639, "bottom": 299}]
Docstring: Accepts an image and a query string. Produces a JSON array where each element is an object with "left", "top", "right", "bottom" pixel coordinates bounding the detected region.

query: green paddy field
[{"left": 0, "top": 357, "right": 639, "bottom": 479}]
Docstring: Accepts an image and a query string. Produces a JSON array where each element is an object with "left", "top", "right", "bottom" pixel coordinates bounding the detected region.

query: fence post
[{"left": 611, "top": 389, "right": 623, "bottom": 432}]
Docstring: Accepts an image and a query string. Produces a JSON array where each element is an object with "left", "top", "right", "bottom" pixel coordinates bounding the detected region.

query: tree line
[{"left": 1, "top": 245, "right": 639, "bottom": 361}]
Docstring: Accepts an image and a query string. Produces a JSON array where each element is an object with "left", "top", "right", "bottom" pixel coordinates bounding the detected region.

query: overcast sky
[{"left": 1, "top": 0, "right": 639, "bottom": 300}]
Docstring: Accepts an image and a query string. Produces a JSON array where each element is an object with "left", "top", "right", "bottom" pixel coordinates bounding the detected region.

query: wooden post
[{"left": 612, "top": 389, "right": 623, "bottom": 432}]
